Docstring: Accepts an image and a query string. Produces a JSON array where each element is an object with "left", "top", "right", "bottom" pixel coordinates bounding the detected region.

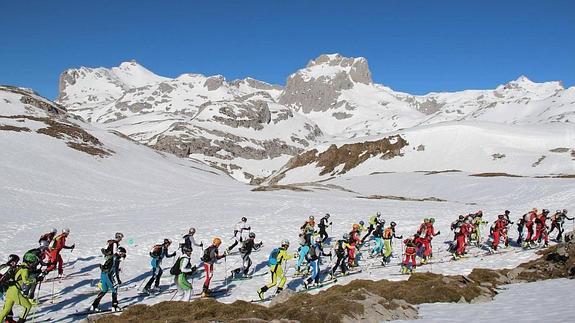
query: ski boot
[
  {"left": 112, "top": 304, "right": 123, "bottom": 312},
  {"left": 89, "top": 305, "right": 101, "bottom": 313}
]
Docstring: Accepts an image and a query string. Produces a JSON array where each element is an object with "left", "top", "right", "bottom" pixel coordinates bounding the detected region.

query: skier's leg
[
  {"left": 144, "top": 267, "right": 157, "bottom": 290},
  {"left": 154, "top": 267, "right": 163, "bottom": 288}
]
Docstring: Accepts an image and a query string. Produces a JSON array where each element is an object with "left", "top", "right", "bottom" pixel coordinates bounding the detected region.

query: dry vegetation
[{"left": 357, "top": 195, "right": 447, "bottom": 202}]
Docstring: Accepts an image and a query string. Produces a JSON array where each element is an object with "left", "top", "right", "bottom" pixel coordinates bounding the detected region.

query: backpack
[
  {"left": 0, "top": 264, "right": 15, "bottom": 292},
  {"left": 150, "top": 245, "right": 163, "bottom": 258},
  {"left": 268, "top": 248, "right": 280, "bottom": 266},
  {"left": 335, "top": 240, "right": 346, "bottom": 256},
  {"left": 170, "top": 257, "right": 183, "bottom": 275},
  {"left": 101, "top": 240, "right": 116, "bottom": 256},
  {"left": 201, "top": 245, "right": 217, "bottom": 262}
]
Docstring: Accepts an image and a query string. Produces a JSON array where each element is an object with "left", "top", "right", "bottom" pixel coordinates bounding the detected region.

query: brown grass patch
[
  {"left": 424, "top": 170, "right": 462, "bottom": 175},
  {"left": 470, "top": 173, "right": 524, "bottom": 178},
  {"left": 252, "top": 185, "right": 311, "bottom": 192},
  {"left": 0, "top": 124, "right": 30, "bottom": 132},
  {"left": 357, "top": 195, "right": 447, "bottom": 202}
]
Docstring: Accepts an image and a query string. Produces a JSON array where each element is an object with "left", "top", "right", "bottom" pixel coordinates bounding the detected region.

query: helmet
[
  {"left": 342, "top": 233, "right": 350, "bottom": 240},
  {"left": 309, "top": 216, "right": 315, "bottom": 221},
  {"left": 504, "top": 210, "right": 510, "bottom": 215},
  {"left": 117, "top": 247, "right": 127, "bottom": 256},
  {"left": 7, "top": 254, "right": 19, "bottom": 265},
  {"left": 477, "top": 210, "right": 483, "bottom": 216},
  {"left": 359, "top": 220, "right": 365, "bottom": 226},
  {"left": 213, "top": 237, "right": 222, "bottom": 246},
  {"left": 458, "top": 215, "right": 464, "bottom": 220},
  {"left": 556, "top": 210, "right": 562, "bottom": 214},
  {"left": 241, "top": 217, "right": 247, "bottom": 222},
  {"left": 542, "top": 209, "right": 549, "bottom": 214},
  {"left": 51, "top": 228, "right": 57, "bottom": 234},
  {"left": 249, "top": 232, "right": 256, "bottom": 239},
  {"left": 498, "top": 214, "right": 504, "bottom": 219},
  {"left": 315, "top": 236, "right": 322, "bottom": 243},
  {"left": 563, "top": 209, "right": 568, "bottom": 214},
  {"left": 182, "top": 246, "right": 192, "bottom": 253},
  {"left": 325, "top": 213, "right": 330, "bottom": 219},
  {"left": 390, "top": 221, "right": 397, "bottom": 227},
  {"left": 62, "top": 228, "right": 70, "bottom": 234},
  {"left": 376, "top": 212, "right": 381, "bottom": 217},
  {"left": 163, "top": 238, "right": 172, "bottom": 245},
  {"left": 115, "top": 232, "right": 124, "bottom": 240},
  {"left": 532, "top": 207, "right": 538, "bottom": 213},
  {"left": 189, "top": 227, "right": 196, "bottom": 235},
  {"left": 429, "top": 218, "right": 435, "bottom": 223},
  {"left": 281, "top": 239, "right": 290, "bottom": 248},
  {"left": 424, "top": 218, "right": 429, "bottom": 223},
  {"left": 352, "top": 224, "right": 360, "bottom": 230}
]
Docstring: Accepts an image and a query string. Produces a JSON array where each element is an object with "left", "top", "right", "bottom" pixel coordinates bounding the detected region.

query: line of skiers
[{"left": 2, "top": 208, "right": 572, "bottom": 318}]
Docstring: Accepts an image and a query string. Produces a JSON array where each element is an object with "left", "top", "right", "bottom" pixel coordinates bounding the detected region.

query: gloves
[
  {"left": 224, "top": 250, "right": 230, "bottom": 256},
  {"left": 117, "top": 279, "right": 122, "bottom": 285},
  {"left": 200, "top": 242, "right": 204, "bottom": 248},
  {"left": 293, "top": 252, "right": 299, "bottom": 258},
  {"left": 37, "top": 274, "right": 44, "bottom": 282},
  {"left": 71, "top": 244, "right": 76, "bottom": 250},
  {"left": 329, "top": 222, "right": 333, "bottom": 225}
]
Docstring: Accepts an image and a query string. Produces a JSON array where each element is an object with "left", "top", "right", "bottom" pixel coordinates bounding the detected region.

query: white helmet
[
  {"left": 51, "top": 228, "right": 57, "bottom": 234},
  {"left": 62, "top": 228, "right": 70, "bottom": 234}
]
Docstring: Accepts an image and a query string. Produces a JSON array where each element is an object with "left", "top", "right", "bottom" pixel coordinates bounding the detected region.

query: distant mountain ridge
[{"left": 56, "top": 54, "right": 575, "bottom": 183}]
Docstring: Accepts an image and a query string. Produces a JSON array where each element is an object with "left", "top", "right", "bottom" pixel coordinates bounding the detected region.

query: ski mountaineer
[
  {"left": 491, "top": 214, "right": 508, "bottom": 251},
  {"left": 295, "top": 233, "right": 310, "bottom": 276},
  {"left": 101, "top": 232, "right": 124, "bottom": 257},
  {"left": 453, "top": 218, "right": 472, "bottom": 259},
  {"left": 401, "top": 237, "right": 417, "bottom": 274},
  {"left": 501, "top": 210, "right": 513, "bottom": 246},
  {"left": 549, "top": 209, "right": 573, "bottom": 242},
  {"left": 89, "top": 247, "right": 126, "bottom": 313},
  {"left": 200, "top": 237, "right": 227, "bottom": 297},
  {"left": 348, "top": 224, "right": 361, "bottom": 267},
  {"left": 172, "top": 246, "right": 197, "bottom": 301},
  {"left": 318, "top": 214, "right": 332, "bottom": 242},
  {"left": 227, "top": 217, "right": 251, "bottom": 253},
  {"left": 517, "top": 212, "right": 527, "bottom": 245},
  {"left": 231, "top": 232, "right": 263, "bottom": 278},
  {"left": 330, "top": 234, "right": 351, "bottom": 278},
  {"left": 362, "top": 212, "right": 384, "bottom": 243},
  {"left": 300, "top": 216, "right": 316, "bottom": 245},
  {"left": 524, "top": 208, "right": 538, "bottom": 245},
  {"left": 0, "top": 255, "right": 36, "bottom": 322},
  {"left": 303, "top": 237, "right": 332, "bottom": 289},
  {"left": 21, "top": 246, "right": 50, "bottom": 299},
  {"left": 143, "top": 239, "right": 176, "bottom": 293},
  {"left": 470, "top": 212, "right": 488, "bottom": 247},
  {"left": 421, "top": 218, "right": 440, "bottom": 263},
  {"left": 532, "top": 209, "right": 550, "bottom": 247},
  {"left": 257, "top": 239, "right": 293, "bottom": 300},
  {"left": 38, "top": 228, "right": 57, "bottom": 249},
  {"left": 369, "top": 221, "right": 385, "bottom": 257},
  {"left": 450, "top": 215, "right": 465, "bottom": 241},
  {"left": 382, "top": 222, "right": 402, "bottom": 265},
  {"left": 0, "top": 255, "right": 21, "bottom": 323},
  {"left": 45, "top": 228, "right": 75, "bottom": 276},
  {"left": 180, "top": 227, "right": 203, "bottom": 253}
]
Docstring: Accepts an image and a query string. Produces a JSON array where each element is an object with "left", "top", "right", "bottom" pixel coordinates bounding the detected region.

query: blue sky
[{"left": 1, "top": 0, "right": 574, "bottom": 99}]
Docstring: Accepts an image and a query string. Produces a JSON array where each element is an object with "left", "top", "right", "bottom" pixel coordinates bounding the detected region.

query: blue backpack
[{"left": 268, "top": 248, "right": 280, "bottom": 266}]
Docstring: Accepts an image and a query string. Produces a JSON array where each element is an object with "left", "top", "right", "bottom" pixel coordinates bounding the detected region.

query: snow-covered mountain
[{"left": 57, "top": 54, "right": 575, "bottom": 184}]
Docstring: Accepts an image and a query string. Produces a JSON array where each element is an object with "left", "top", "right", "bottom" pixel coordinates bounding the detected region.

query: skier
[
  {"left": 330, "top": 234, "right": 351, "bottom": 279},
  {"left": 89, "top": 246, "right": 126, "bottom": 312},
  {"left": 38, "top": 228, "right": 57, "bottom": 249},
  {"left": 421, "top": 218, "right": 440, "bottom": 263},
  {"left": 0, "top": 255, "right": 21, "bottom": 322},
  {"left": 470, "top": 212, "right": 488, "bottom": 247},
  {"left": 347, "top": 224, "right": 361, "bottom": 267},
  {"left": 453, "top": 218, "right": 472, "bottom": 258},
  {"left": 172, "top": 246, "right": 197, "bottom": 301},
  {"left": 532, "top": 209, "right": 550, "bottom": 247},
  {"left": 362, "top": 212, "right": 384, "bottom": 243},
  {"left": 101, "top": 232, "right": 124, "bottom": 257},
  {"left": 303, "top": 237, "right": 332, "bottom": 289},
  {"left": 501, "top": 210, "right": 513, "bottom": 247},
  {"left": 517, "top": 212, "right": 527, "bottom": 244},
  {"left": 227, "top": 217, "right": 251, "bottom": 253},
  {"left": 318, "top": 214, "right": 332, "bottom": 242},
  {"left": 45, "top": 228, "right": 75, "bottom": 276},
  {"left": 200, "top": 237, "right": 227, "bottom": 297},
  {"left": 143, "top": 239, "right": 176, "bottom": 293},
  {"left": 450, "top": 215, "right": 465, "bottom": 240},
  {"left": 1, "top": 255, "right": 36, "bottom": 322},
  {"left": 369, "top": 221, "right": 385, "bottom": 257},
  {"left": 180, "top": 227, "right": 203, "bottom": 253},
  {"left": 491, "top": 214, "right": 507, "bottom": 251},
  {"left": 257, "top": 239, "right": 293, "bottom": 300},
  {"left": 21, "top": 246, "right": 50, "bottom": 299},
  {"left": 231, "top": 232, "right": 262, "bottom": 278},
  {"left": 300, "top": 216, "right": 316, "bottom": 245},
  {"left": 295, "top": 233, "right": 310, "bottom": 276},
  {"left": 524, "top": 208, "right": 538, "bottom": 245},
  {"left": 382, "top": 222, "right": 402, "bottom": 265},
  {"left": 401, "top": 238, "right": 417, "bottom": 274},
  {"left": 549, "top": 209, "right": 573, "bottom": 242}
]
